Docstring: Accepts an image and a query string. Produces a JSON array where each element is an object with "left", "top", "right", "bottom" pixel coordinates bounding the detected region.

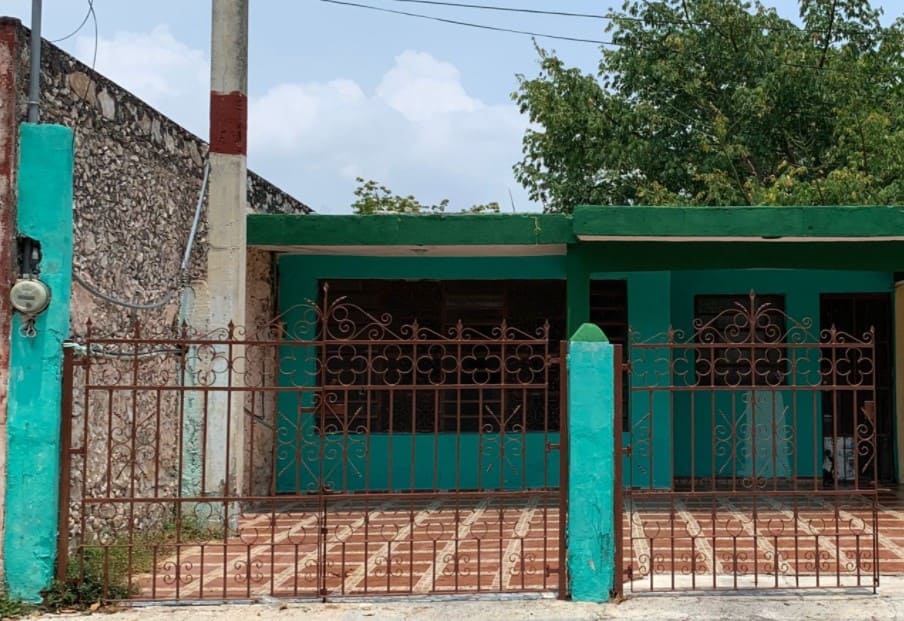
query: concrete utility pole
[{"left": 206, "top": 0, "right": 248, "bottom": 503}]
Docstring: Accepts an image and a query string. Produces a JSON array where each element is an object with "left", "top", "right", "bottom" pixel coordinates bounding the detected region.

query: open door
[{"left": 820, "top": 294, "right": 894, "bottom": 483}]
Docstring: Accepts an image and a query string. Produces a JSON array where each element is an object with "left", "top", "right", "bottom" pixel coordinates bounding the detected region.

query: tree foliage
[
  {"left": 351, "top": 178, "right": 500, "bottom": 214},
  {"left": 513, "top": 0, "right": 904, "bottom": 212}
]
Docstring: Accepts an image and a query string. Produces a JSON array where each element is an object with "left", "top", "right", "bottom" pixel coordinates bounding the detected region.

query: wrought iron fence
[
  {"left": 618, "top": 292, "right": 880, "bottom": 593},
  {"left": 59, "top": 287, "right": 565, "bottom": 601}
]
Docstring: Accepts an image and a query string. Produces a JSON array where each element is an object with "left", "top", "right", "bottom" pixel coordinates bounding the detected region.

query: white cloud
[
  {"left": 376, "top": 51, "right": 481, "bottom": 122},
  {"left": 60, "top": 24, "right": 533, "bottom": 214},
  {"left": 248, "top": 50, "right": 533, "bottom": 213},
  {"left": 75, "top": 25, "right": 209, "bottom": 133}
]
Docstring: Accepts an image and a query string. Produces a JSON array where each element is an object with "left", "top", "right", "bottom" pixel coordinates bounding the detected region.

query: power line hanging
[
  {"left": 50, "top": 0, "right": 94, "bottom": 42},
  {"left": 383, "top": 0, "right": 605, "bottom": 20},
  {"left": 319, "top": 0, "right": 613, "bottom": 45}
]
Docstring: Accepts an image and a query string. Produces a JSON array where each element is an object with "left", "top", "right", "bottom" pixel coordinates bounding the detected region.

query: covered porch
[{"left": 248, "top": 206, "right": 904, "bottom": 488}]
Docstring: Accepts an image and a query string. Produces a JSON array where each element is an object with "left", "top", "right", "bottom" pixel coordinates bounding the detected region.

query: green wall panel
[
  {"left": 669, "top": 270, "right": 892, "bottom": 482},
  {"left": 590, "top": 272, "right": 672, "bottom": 489},
  {"left": 275, "top": 254, "right": 893, "bottom": 493},
  {"left": 276, "top": 255, "right": 568, "bottom": 493}
]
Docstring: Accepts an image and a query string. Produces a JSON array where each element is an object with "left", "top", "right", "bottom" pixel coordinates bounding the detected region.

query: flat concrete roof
[
  {"left": 246, "top": 206, "right": 904, "bottom": 271},
  {"left": 249, "top": 206, "right": 904, "bottom": 252}
]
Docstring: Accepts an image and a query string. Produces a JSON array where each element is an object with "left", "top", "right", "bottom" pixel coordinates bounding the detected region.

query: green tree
[
  {"left": 351, "top": 177, "right": 500, "bottom": 214},
  {"left": 513, "top": 0, "right": 904, "bottom": 212}
]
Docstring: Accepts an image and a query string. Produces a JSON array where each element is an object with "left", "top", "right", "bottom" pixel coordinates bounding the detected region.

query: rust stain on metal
[{"left": 209, "top": 91, "right": 247, "bottom": 156}]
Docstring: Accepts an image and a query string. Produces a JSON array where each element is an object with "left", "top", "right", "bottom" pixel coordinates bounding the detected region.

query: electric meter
[{"left": 10, "top": 278, "right": 50, "bottom": 315}]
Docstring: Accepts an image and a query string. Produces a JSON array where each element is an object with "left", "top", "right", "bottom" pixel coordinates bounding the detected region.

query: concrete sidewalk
[{"left": 54, "top": 578, "right": 904, "bottom": 621}]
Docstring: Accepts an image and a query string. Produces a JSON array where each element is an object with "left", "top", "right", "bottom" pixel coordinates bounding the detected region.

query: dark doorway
[
  {"left": 323, "top": 279, "right": 567, "bottom": 340},
  {"left": 820, "top": 293, "right": 894, "bottom": 482}
]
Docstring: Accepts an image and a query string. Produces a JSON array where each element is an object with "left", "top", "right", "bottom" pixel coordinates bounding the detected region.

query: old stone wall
[
  {"left": 9, "top": 21, "right": 308, "bottom": 335},
  {"left": 1, "top": 19, "right": 307, "bottom": 553}
]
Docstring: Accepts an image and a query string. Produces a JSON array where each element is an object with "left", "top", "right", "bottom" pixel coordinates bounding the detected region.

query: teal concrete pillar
[
  {"left": 567, "top": 323, "right": 615, "bottom": 602},
  {"left": 5, "top": 124, "right": 74, "bottom": 601}
]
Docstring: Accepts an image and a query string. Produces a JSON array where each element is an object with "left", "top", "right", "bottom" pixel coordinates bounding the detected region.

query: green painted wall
[
  {"left": 275, "top": 253, "right": 894, "bottom": 493},
  {"left": 249, "top": 212, "right": 574, "bottom": 248},
  {"left": 573, "top": 205, "right": 904, "bottom": 239},
  {"left": 566, "top": 325, "right": 615, "bottom": 602},
  {"left": 590, "top": 272, "right": 673, "bottom": 489},
  {"left": 4, "top": 125, "right": 74, "bottom": 600},
  {"left": 276, "top": 255, "right": 567, "bottom": 493},
  {"left": 280, "top": 434, "right": 559, "bottom": 493},
  {"left": 669, "top": 270, "right": 893, "bottom": 482},
  {"left": 278, "top": 254, "right": 568, "bottom": 282}
]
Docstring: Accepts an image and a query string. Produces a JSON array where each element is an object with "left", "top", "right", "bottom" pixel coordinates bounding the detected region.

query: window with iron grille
[
  {"left": 316, "top": 280, "right": 565, "bottom": 433},
  {"left": 693, "top": 294, "right": 788, "bottom": 387}
]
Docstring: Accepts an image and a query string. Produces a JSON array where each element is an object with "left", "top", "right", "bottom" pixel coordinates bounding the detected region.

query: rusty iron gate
[
  {"left": 616, "top": 293, "right": 880, "bottom": 594},
  {"left": 59, "top": 290, "right": 567, "bottom": 601}
]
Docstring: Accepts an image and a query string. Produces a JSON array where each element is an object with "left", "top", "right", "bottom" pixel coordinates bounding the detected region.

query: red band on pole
[{"left": 210, "top": 91, "right": 247, "bottom": 156}]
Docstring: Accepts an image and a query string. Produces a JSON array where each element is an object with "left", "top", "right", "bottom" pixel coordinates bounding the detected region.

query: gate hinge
[
  {"left": 621, "top": 361, "right": 632, "bottom": 373},
  {"left": 622, "top": 444, "right": 632, "bottom": 457}
]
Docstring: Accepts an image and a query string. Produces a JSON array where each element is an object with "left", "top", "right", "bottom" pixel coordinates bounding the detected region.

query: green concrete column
[
  {"left": 4, "top": 124, "right": 74, "bottom": 601},
  {"left": 566, "top": 323, "right": 615, "bottom": 602}
]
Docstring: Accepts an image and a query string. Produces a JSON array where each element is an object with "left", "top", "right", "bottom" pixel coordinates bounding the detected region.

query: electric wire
[
  {"left": 383, "top": 0, "right": 888, "bottom": 39},
  {"left": 50, "top": 0, "right": 93, "bottom": 42},
  {"left": 319, "top": 0, "right": 612, "bottom": 44},
  {"left": 64, "top": 342, "right": 184, "bottom": 359},
  {"left": 319, "top": 0, "right": 897, "bottom": 69},
  {"left": 86, "top": 0, "right": 98, "bottom": 72},
  {"left": 383, "top": 0, "right": 605, "bottom": 19},
  {"left": 73, "top": 162, "right": 210, "bottom": 311}
]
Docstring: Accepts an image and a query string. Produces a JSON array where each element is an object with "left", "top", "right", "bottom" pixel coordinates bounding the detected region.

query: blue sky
[{"left": 4, "top": 1, "right": 900, "bottom": 213}]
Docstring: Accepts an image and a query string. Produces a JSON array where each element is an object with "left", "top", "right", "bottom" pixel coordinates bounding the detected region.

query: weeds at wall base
[
  {"left": 0, "top": 594, "right": 32, "bottom": 620},
  {"left": 45, "top": 513, "right": 226, "bottom": 609}
]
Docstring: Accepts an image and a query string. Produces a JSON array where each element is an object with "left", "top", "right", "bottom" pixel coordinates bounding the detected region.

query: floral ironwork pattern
[
  {"left": 619, "top": 292, "right": 880, "bottom": 595},
  {"left": 60, "top": 283, "right": 564, "bottom": 601}
]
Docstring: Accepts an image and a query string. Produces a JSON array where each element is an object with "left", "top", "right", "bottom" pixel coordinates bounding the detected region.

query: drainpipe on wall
[
  {"left": 202, "top": 0, "right": 248, "bottom": 516},
  {"left": 26, "top": 0, "right": 41, "bottom": 123}
]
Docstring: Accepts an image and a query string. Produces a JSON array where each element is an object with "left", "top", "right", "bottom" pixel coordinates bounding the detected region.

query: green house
[{"left": 248, "top": 205, "right": 904, "bottom": 492}]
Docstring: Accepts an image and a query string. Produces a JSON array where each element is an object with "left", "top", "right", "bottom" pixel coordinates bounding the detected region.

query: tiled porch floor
[
  {"left": 623, "top": 489, "right": 904, "bottom": 592},
  {"left": 124, "top": 489, "right": 904, "bottom": 601},
  {"left": 133, "top": 496, "right": 561, "bottom": 600}
]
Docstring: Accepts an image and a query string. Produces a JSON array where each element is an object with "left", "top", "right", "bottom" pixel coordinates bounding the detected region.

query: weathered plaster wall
[
  {"left": 0, "top": 17, "right": 19, "bottom": 588},
  {"left": 244, "top": 248, "right": 279, "bottom": 496}
]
